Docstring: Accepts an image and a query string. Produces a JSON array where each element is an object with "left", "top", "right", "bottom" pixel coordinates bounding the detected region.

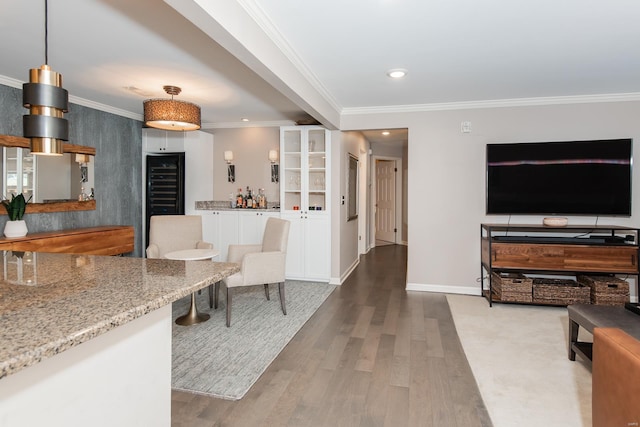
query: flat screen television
[{"left": 486, "top": 139, "right": 632, "bottom": 216}]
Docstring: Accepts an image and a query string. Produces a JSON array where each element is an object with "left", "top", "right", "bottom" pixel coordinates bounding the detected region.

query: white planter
[{"left": 4, "top": 220, "right": 28, "bottom": 238}]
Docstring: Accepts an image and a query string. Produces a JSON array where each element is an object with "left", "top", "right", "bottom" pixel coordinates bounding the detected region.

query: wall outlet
[{"left": 461, "top": 121, "right": 472, "bottom": 133}]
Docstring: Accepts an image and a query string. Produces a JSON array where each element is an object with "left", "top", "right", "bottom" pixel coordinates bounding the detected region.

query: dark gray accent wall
[{"left": 0, "top": 84, "right": 143, "bottom": 256}]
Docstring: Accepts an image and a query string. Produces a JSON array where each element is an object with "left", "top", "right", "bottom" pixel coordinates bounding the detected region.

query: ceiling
[{"left": 1, "top": 0, "right": 639, "bottom": 138}]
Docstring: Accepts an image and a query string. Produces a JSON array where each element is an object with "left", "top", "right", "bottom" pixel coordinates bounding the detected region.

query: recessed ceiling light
[
  {"left": 386, "top": 69, "right": 407, "bottom": 79},
  {"left": 382, "top": 131, "right": 390, "bottom": 136},
  {"left": 241, "top": 118, "right": 249, "bottom": 122}
]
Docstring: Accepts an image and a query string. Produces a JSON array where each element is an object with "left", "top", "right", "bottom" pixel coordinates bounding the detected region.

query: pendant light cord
[{"left": 44, "top": 0, "right": 48, "bottom": 65}]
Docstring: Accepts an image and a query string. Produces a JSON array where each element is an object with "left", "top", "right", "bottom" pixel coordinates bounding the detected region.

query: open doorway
[{"left": 359, "top": 129, "right": 408, "bottom": 250}]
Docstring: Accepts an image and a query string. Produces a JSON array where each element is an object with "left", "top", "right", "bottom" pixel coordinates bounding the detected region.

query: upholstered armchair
[
  {"left": 216, "top": 217, "right": 290, "bottom": 327},
  {"left": 146, "top": 215, "right": 213, "bottom": 259},
  {"left": 592, "top": 327, "right": 640, "bottom": 426}
]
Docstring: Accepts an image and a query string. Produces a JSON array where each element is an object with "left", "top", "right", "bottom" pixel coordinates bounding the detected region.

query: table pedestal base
[{"left": 175, "top": 293, "right": 210, "bottom": 326}]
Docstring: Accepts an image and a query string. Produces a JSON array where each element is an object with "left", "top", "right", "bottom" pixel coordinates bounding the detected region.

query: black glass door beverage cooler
[{"left": 145, "top": 153, "right": 185, "bottom": 247}]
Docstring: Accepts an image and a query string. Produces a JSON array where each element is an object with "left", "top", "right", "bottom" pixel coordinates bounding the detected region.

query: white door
[
  {"left": 304, "top": 214, "right": 329, "bottom": 280},
  {"left": 217, "top": 211, "right": 239, "bottom": 261},
  {"left": 375, "top": 160, "right": 396, "bottom": 243},
  {"left": 238, "top": 211, "right": 263, "bottom": 245},
  {"left": 201, "top": 211, "right": 239, "bottom": 262},
  {"left": 282, "top": 213, "right": 305, "bottom": 279}
]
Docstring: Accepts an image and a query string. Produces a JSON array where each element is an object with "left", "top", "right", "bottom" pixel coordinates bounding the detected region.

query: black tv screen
[{"left": 486, "top": 139, "right": 632, "bottom": 216}]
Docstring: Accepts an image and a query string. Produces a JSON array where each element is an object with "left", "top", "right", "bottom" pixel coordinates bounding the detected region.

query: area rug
[
  {"left": 171, "top": 280, "right": 336, "bottom": 400},
  {"left": 446, "top": 294, "right": 592, "bottom": 427}
]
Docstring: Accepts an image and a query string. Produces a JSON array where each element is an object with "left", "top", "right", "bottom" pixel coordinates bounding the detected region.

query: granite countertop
[
  {"left": 0, "top": 252, "right": 239, "bottom": 380},
  {"left": 195, "top": 200, "right": 280, "bottom": 211}
]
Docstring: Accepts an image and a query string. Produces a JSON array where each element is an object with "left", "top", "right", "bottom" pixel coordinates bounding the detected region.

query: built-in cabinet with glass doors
[{"left": 280, "top": 126, "right": 331, "bottom": 281}]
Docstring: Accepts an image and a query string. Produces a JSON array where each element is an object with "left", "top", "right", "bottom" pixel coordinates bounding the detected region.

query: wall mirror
[
  {"left": 0, "top": 134, "right": 96, "bottom": 213},
  {"left": 347, "top": 154, "right": 358, "bottom": 221}
]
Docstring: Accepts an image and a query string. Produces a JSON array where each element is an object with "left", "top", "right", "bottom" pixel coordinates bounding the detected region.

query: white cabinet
[
  {"left": 200, "top": 210, "right": 281, "bottom": 261},
  {"left": 280, "top": 126, "right": 331, "bottom": 281},
  {"left": 142, "top": 128, "right": 185, "bottom": 153},
  {"left": 282, "top": 213, "right": 330, "bottom": 281},
  {"left": 201, "top": 211, "right": 238, "bottom": 262},
  {"left": 238, "top": 211, "right": 279, "bottom": 245}
]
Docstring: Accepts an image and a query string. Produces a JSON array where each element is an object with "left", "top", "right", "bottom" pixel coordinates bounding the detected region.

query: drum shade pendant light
[
  {"left": 143, "top": 86, "right": 201, "bottom": 131},
  {"left": 22, "top": 0, "right": 69, "bottom": 156}
]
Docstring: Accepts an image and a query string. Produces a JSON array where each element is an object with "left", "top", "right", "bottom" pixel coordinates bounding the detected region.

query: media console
[{"left": 481, "top": 223, "right": 640, "bottom": 307}]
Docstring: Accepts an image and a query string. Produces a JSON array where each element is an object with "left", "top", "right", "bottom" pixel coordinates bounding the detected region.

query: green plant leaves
[{"left": 2, "top": 194, "right": 32, "bottom": 221}]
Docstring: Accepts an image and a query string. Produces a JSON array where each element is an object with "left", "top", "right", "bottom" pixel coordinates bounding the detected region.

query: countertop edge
[{"left": 0, "top": 262, "right": 239, "bottom": 380}]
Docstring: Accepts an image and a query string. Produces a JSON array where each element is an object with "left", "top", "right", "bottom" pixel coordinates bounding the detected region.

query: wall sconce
[
  {"left": 224, "top": 151, "right": 235, "bottom": 183},
  {"left": 75, "top": 154, "right": 90, "bottom": 183},
  {"left": 269, "top": 149, "right": 279, "bottom": 183}
]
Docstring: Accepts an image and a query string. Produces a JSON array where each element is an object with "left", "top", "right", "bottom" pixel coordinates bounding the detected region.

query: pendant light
[
  {"left": 22, "top": 0, "right": 69, "bottom": 156},
  {"left": 143, "top": 86, "right": 201, "bottom": 131}
]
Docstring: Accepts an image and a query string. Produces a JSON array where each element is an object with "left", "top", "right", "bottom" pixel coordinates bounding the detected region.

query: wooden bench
[{"left": 568, "top": 304, "right": 640, "bottom": 362}]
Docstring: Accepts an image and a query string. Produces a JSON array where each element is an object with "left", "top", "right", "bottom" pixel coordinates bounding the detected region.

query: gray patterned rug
[{"left": 171, "top": 280, "right": 336, "bottom": 400}]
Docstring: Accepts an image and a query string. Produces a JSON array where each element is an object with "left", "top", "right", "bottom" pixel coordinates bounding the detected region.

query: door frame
[
  {"left": 358, "top": 147, "right": 368, "bottom": 255},
  {"left": 370, "top": 155, "right": 403, "bottom": 247}
]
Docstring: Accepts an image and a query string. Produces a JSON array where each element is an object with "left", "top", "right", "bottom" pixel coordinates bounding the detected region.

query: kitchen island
[{"left": 0, "top": 252, "right": 239, "bottom": 427}]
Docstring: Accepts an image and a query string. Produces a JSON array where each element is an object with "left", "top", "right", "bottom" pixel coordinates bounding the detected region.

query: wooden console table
[
  {"left": 481, "top": 223, "right": 640, "bottom": 307},
  {"left": 0, "top": 226, "right": 134, "bottom": 256}
]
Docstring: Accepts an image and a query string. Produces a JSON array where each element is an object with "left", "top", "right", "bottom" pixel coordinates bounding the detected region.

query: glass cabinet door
[
  {"left": 307, "top": 129, "right": 326, "bottom": 211},
  {"left": 2, "top": 147, "right": 35, "bottom": 200},
  {"left": 282, "top": 129, "right": 302, "bottom": 211}
]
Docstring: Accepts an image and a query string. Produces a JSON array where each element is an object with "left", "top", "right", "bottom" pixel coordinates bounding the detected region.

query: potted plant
[{"left": 2, "top": 193, "right": 32, "bottom": 238}]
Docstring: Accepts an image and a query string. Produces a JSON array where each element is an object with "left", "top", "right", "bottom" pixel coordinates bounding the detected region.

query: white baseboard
[
  {"left": 330, "top": 257, "right": 360, "bottom": 285},
  {"left": 406, "top": 282, "right": 481, "bottom": 296}
]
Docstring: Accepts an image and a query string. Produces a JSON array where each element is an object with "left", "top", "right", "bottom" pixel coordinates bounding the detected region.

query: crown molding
[
  {"left": 68, "top": 97, "right": 142, "bottom": 121},
  {"left": 238, "top": 0, "right": 343, "bottom": 114},
  {"left": 0, "top": 74, "right": 142, "bottom": 121},
  {"left": 342, "top": 92, "right": 640, "bottom": 116},
  {"left": 0, "top": 75, "right": 22, "bottom": 89},
  {"left": 204, "top": 120, "right": 296, "bottom": 130}
]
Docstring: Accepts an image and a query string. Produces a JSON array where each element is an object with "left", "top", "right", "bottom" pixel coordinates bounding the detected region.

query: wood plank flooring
[{"left": 171, "top": 245, "right": 493, "bottom": 427}]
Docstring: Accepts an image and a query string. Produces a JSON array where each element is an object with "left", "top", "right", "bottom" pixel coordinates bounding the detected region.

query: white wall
[
  {"left": 331, "top": 131, "right": 369, "bottom": 284},
  {"left": 184, "top": 131, "right": 214, "bottom": 214},
  {"left": 37, "top": 155, "right": 71, "bottom": 201},
  {"left": 342, "top": 100, "right": 640, "bottom": 298},
  {"left": 211, "top": 128, "right": 280, "bottom": 204}
]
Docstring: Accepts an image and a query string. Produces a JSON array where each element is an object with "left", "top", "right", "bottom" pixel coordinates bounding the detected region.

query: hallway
[{"left": 172, "top": 245, "right": 492, "bottom": 426}]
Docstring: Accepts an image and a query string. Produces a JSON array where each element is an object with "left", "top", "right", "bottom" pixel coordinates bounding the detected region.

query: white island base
[{"left": 0, "top": 305, "right": 172, "bottom": 427}]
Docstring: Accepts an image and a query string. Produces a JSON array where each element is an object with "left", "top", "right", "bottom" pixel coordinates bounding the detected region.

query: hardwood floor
[{"left": 171, "top": 245, "right": 493, "bottom": 427}]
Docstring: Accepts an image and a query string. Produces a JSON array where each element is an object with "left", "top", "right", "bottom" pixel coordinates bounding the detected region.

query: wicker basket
[
  {"left": 491, "top": 272, "right": 533, "bottom": 302},
  {"left": 532, "top": 278, "right": 590, "bottom": 305},
  {"left": 576, "top": 275, "right": 630, "bottom": 306}
]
